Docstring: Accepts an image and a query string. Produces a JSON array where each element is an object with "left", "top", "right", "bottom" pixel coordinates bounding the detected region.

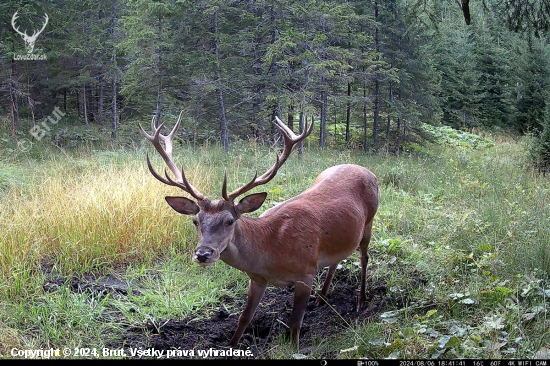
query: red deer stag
[{"left": 140, "top": 112, "right": 379, "bottom": 348}]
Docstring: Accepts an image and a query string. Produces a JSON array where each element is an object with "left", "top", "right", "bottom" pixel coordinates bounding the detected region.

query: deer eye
[
  {"left": 226, "top": 219, "right": 234, "bottom": 226},
  {"left": 192, "top": 219, "right": 198, "bottom": 226}
]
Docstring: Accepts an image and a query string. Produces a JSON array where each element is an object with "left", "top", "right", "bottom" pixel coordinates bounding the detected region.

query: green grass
[{"left": 0, "top": 126, "right": 549, "bottom": 359}]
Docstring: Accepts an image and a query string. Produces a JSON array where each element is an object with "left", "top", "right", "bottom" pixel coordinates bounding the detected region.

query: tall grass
[
  {"left": 1, "top": 140, "right": 549, "bottom": 298},
  {"left": 0, "top": 149, "right": 198, "bottom": 297},
  {"left": 0, "top": 137, "right": 549, "bottom": 358}
]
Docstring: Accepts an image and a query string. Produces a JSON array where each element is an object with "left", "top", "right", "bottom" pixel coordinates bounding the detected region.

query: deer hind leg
[
  {"left": 229, "top": 278, "right": 267, "bottom": 346},
  {"left": 290, "top": 275, "right": 314, "bottom": 350},
  {"left": 315, "top": 264, "right": 337, "bottom": 306},
  {"left": 357, "top": 220, "right": 373, "bottom": 311}
]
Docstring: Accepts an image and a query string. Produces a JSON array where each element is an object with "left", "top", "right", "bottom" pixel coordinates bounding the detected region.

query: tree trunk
[
  {"left": 90, "top": 80, "right": 96, "bottom": 122},
  {"left": 386, "top": 115, "right": 391, "bottom": 153},
  {"left": 334, "top": 101, "right": 338, "bottom": 146},
  {"left": 373, "top": 81, "right": 381, "bottom": 147},
  {"left": 270, "top": 103, "right": 279, "bottom": 142},
  {"left": 76, "top": 89, "right": 81, "bottom": 117},
  {"left": 268, "top": 4, "right": 279, "bottom": 142},
  {"left": 345, "top": 81, "right": 351, "bottom": 147},
  {"left": 83, "top": 85, "right": 89, "bottom": 125},
  {"left": 386, "top": 81, "right": 393, "bottom": 153},
  {"left": 373, "top": 0, "right": 381, "bottom": 147},
  {"left": 98, "top": 75, "right": 104, "bottom": 125},
  {"left": 320, "top": 77, "right": 327, "bottom": 149},
  {"left": 28, "top": 94, "right": 35, "bottom": 127},
  {"left": 112, "top": 78, "right": 117, "bottom": 139},
  {"left": 155, "top": 10, "right": 163, "bottom": 125},
  {"left": 193, "top": 116, "right": 198, "bottom": 148},
  {"left": 363, "top": 80, "right": 368, "bottom": 151},
  {"left": 216, "top": 76, "right": 228, "bottom": 151},
  {"left": 63, "top": 88, "right": 67, "bottom": 112},
  {"left": 396, "top": 118, "right": 401, "bottom": 155},
  {"left": 288, "top": 105, "right": 294, "bottom": 130},
  {"left": 372, "top": 82, "right": 380, "bottom": 146},
  {"left": 26, "top": 75, "right": 35, "bottom": 127},
  {"left": 298, "top": 111, "right": 304, "bottom": 155},
  {"left": 300, "top": 65, "right": 310, "bottom": 146},
  {"left": 252, "top": 98, "right": 260, "bottom": 138},
  {"left": 211, "top": 11, "right": 229, "bottom": 151},
  {"left": 9, "top": 60, "right": 19, "bottom": 140},
  {"left": 111, "top": 0, "right": 117, "bottom": 140}
]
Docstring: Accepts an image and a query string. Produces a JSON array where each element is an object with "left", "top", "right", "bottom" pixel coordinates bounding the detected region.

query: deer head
[
  {"left": 140, "top": 112, "right": 313, "bottom": 267},
  {"left": 12, "top": 11, "right": 49, "bottom": 54}
]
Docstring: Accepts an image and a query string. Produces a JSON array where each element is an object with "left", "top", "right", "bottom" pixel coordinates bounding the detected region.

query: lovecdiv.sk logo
[{"left": 11, "top": 11, "right": 49, "bottom": 60}]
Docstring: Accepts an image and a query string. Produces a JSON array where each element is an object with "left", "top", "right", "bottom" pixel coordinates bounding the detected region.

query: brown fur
[
  {"left": 167, "top": 164, "right": 379, "bottom": 349},
  {"left": 208, "top": 164, "right": 379, "bottom": 348}
]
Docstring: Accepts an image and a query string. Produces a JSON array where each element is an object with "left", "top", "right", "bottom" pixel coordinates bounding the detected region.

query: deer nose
[{"left": 195, "top": 248, "right": 213, "bottom": 263}]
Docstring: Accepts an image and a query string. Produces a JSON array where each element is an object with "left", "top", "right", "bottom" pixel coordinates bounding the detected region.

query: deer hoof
[{"left": 356, "top": 294, "right": 363, "bottom": 312}]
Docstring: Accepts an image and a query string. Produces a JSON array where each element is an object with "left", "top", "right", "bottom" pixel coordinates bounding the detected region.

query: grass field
[{"left": 0, "top": 127, "right": 549, "bottom": 359}]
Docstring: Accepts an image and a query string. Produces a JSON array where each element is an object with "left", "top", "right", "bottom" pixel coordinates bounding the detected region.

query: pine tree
[{"left": 516, "top": 37, "right": 550, "bottom": 133}]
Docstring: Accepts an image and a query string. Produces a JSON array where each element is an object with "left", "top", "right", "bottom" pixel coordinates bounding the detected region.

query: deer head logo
[{"left": 11, "top": 11, "right": 49, "bottom": 54}]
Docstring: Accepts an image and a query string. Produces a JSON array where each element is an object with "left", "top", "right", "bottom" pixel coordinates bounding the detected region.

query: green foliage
[
  {"left": 515, "top": 40, "right": 550, "bottom": 133},
  {"left": 2, "top": 0, "right": 550, "bottom": 358},
  {"left": 423, "top": 124, "right": 495, "bottom": 149},
  {"left": 3, "top": 0, "right": 550, "bottom": 154},
  {"left": 1, "top": 138, "right": 549, "bottom": 359},
  {"left": 325, "top": 123, "right": 364, "bottom": 148},
  {"left": 525, "top": 122, "right": 550, "bottom": 173}
]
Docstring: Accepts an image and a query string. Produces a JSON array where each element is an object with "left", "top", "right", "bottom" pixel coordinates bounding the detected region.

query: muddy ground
[{"left": 44, "top": 266, "right": 426, "bottom": 359}]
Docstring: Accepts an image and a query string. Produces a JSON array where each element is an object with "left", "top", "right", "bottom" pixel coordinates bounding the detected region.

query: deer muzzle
[{"left": 193, "top": 246, "right": 218, "bottom": 266}]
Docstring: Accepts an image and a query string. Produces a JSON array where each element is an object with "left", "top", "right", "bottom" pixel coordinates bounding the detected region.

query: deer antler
[
  {"left": 31, "top": 13, "right": 48, "bottom": 40},
  {"left": 11, "top": 12, "right": 28, "bottom": 38},
  {"left": 222, "top": 116, "right": 314, "bottom": 201},
  {"left": 140, "top": 111, "right": 206, "bottom": 201},
  {"left": 11, "top": 12, "right": 48, "bottom": 40}
]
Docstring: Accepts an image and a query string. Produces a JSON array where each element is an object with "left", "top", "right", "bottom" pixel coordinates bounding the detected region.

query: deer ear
[
  {"left": 165, "top": 196, "right": 200, "bottom": 215},
  {"left": 236, "top": 192, "right": 267, "bottom": 214}
]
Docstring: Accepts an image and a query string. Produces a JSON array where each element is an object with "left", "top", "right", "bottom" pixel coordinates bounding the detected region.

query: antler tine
[
  {"left": 145, "top": 152, "right": 172, "bottom": 186},
  {"left": 221, "top": 169, "right": 229, "bottom": 201},
  {"left": 169, "top": 111, "right": 185, "bottom": 140},
  {"left": 11, "top": 12, "right": 27, "bottom": 37},
  {"left": 147, "top": 121, "right": 181, "bottom": 182},
  {"left": 224, "top": 170, "right": 259, "bottom": 201},
  {"left": 146, "top": 154, "right": 206, "bottom": 204},
  {"left": 274, "top": 116, "right": 312, "bottom": 166},
  {"left": 273, "top": 116, "right": 296, "bottom": 140},
  {"left": 163, "top": 165, "right": 205, "bottom": 201},
  {"left": 141, "top": 112, "right": 206, "bottom": 201},
  {"left": 150, "top": 115, "right": 157, "bottom": 134},
  {"left": 32, "top": 13, "right": 48, "bottom": 38},
  {"left": 139, "top": 122, "right": 153, "bottom": 141},
  {"left": 42, "top": 13, "right": 48, "bottom": 29},
  {"left": 163, "top": 110, "right": 184, "bottom": 158},
  {"left": 255, "top": 153, "right": 279, "bottom": 183},
  {"left": 225, "top": 116, "right": 313, "bottom": 201}
]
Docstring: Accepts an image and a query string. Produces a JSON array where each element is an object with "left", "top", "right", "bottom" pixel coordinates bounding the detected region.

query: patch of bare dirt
[
  {"left": 43, "top": 265, "right": 427, "bottom": 358},
  {"left": 118, "top": 268, "right": 417, "bottom": 358},
  {"left": 44, "top": 274, "right": 135, "bottom": 296}
]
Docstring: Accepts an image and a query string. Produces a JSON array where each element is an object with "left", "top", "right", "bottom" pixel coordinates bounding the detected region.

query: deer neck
[{"left": 220, "top": 216, "right": 268, "bottom": 274}]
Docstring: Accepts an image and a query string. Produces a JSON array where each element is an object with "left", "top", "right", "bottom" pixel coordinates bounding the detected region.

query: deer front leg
[
  {"left": 315, "top": 264, "right": 337, "bottom": 306},
  {"left": 229, "top": 278, "right": 267, "bottom": 346},
  {"left": 357, "top": 220, "right": 373, "bottom": 311},
  {"left": 289, "top": 275, "right": 314, "bottom": 350}
]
